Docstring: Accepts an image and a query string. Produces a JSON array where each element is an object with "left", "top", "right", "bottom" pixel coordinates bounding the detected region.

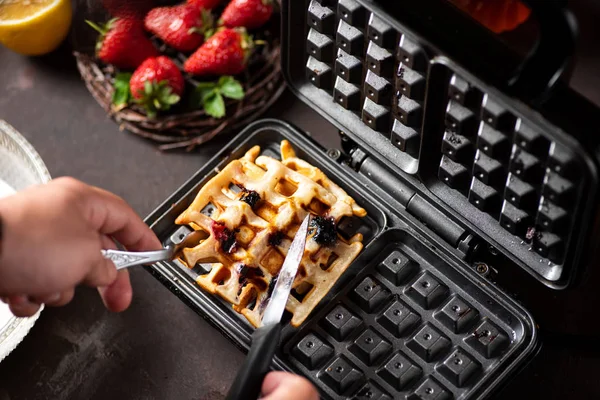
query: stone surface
[{"left": 2, "top": 3, "right": 600, "bottom": 395}]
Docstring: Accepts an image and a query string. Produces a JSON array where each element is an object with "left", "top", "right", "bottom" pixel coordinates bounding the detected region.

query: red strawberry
[
  {"left": 187, "top": 0, "right": 223, "bottom": 10},
  {"left": 220, "top": 0, "right": 273, "bottom": 30},
  {"left": 144, "top": 3, "right": 214, "bottom": 53},
  {"left": 130, "top": 56, "right": 185, "bottom": 117},
  {"left": 184, "top": 28, "right": 253, "bottom": 76},
  {"left": 87, "top": 18, "right": 160, "bottom": 70},
  {"left": 101, "top": 0, "right": 155, "bottom": 19}
]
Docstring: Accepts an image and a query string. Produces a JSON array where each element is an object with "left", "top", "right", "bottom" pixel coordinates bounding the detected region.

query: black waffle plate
[
  {"left": 282, "top": 0, "right": 599, "bottom": 288},
  {"left": 144, "top": 119, "right": 538, "bottom": 400}
]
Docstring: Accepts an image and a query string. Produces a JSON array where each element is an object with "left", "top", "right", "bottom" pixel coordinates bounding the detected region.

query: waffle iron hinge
[{"left": 347, "top": 144, "right": 478, "bottom": 260}]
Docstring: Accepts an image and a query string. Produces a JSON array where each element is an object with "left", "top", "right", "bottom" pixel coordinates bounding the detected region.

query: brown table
[{"left": 2, "top": 2, "right": 600, "bottom": 396}]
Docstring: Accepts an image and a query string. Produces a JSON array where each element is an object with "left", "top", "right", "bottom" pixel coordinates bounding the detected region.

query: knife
[{"left": 225, "top": 215, "right": 310, "bottom": 400}]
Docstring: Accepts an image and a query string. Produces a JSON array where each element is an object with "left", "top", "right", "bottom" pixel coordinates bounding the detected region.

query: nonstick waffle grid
[
  {"left": 300, "top": 0, "right": 589, "bottom": 284},
  {"left": 283, "top": 230, "right": 532, "bottom": 400},
  {"left": 306, "top": 0, "right": 428, "bottom": 163}
]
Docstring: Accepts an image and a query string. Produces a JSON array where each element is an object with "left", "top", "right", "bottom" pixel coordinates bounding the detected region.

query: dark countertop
[
  {"left": 0, "top": 44, "right": 340, "bottom": 400},
  {"left": 2, "top": 3, "right": 600, "bottom": 396}
]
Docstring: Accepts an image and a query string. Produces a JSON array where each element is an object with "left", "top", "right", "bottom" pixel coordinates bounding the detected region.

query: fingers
[
  {"left": 53, "top": 177, "right": 160, "bottom": 252},
  {"left": 98, "top": 269, "right": 132, "bottom": 312},
  {"left": 261, "top": 372, "right": 319, "bottom": 400},
  {"left": 5, "top": 289, "right": 74, "bottom": 317},
  {"left": 34, "top": 290, "right": 75, "bottom": 307},
  {"left": 85, "top": 186, "right": 162, "bottom": 252},
  {"left": 53, "top": 181, "right": 138, "bottom": 313},
  {"left": 98, "top": 235, "right": 132, "bottom": 312},
  {"left": 83, "top": 255, "right": 119, "bottom": 288},
  {"left": 101, "top": 234, "right": 118, "bottom": 251},
  {"left": 30, "top": 292, "right": 62, "bottom": 305},
  {"left": 7, "top": 295, "right": 41, "bottom": 318},
  {"left": 0, "top": 178, "right": 144, "bottom": 316},
  {"left": 18, "top": 289, "right": 75, "bottom": 307},
  {"left": 9, "top": 267, "right": 132, "bottom": 316}
]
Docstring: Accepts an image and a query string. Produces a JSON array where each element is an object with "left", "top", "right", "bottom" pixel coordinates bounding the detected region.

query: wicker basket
[{"left": 73, "top": 5, "right": 285, "bottom": 151}]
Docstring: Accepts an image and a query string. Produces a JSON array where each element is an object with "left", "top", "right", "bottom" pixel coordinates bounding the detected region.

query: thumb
[
  {"left": 83, "top": 254, "right": 118, "bottom": 288},
  {"left": 261, "top": 372, "right": 319, "bottom": 400}
]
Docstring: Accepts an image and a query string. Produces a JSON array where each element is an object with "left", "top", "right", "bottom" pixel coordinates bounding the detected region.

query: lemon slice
[{"left": 0, "top": 0, "right": 72, "bottom": 56}]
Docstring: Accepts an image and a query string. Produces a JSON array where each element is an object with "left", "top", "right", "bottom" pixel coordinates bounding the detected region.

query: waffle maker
[{"left": 144, "top": 1, "right": 600, "bottom": 398}]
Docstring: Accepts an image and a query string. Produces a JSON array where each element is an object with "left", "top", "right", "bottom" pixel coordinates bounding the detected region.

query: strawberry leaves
[
  {"left": 191, "top": 76, "right": 245, "bottom": 118},
  {"left": 110, "top": 60, "right": 244, "bottom": 120},
  {"left": 204, "top": 91, "right": 226, "bottom": 118},
  {"left": 112, "top": 72, "right": 133, "bottom": 109},
  {"left": 194, "top": 81, "right": 225, "bottom": 118},
  {"left": 135, "top": 80, "right": 181, "bottom": 118},
  {"left": 188, "top": 9, "right": 215, "bottom": 39},
  {"left": 86, "top": 18, "right": 117, "bottom": 53},
  {"left": 219, "top": 76, "right": 244, "bottom": 99},
  {"left": 111, "top": 75, "right": 180, "bottom": 118}
]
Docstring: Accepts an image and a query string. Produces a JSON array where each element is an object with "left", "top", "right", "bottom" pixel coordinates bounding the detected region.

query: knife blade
[
  {"left": 261, "top": 215, "right": 310, "bottom": 327},
  {"left": 225, "top": 215, "right": 310, "bottom": 400}
]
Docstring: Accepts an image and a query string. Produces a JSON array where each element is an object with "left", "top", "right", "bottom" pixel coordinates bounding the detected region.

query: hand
[
  {"left": 261, "top": 372, "right": 319, "bottom": 400},
  {"left": 0, "top": 177, "right": 161, "bottom": 317}
]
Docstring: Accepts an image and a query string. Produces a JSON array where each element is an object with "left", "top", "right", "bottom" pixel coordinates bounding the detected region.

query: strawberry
[
  {"left": 187, "top": 0, "right": 223, "bottom": 10},
  {"left": 220, "top": 0, "right": 273, "bottom": 30},
  {"left": 101, "top": 0, "right": 154, "bottom": 20},
  {"left": 144, "top": 3, "right": 214, "bottom": 53},
  {"left": 130, "top": 56, "right": 185, "bottom": 117},
  {"left": 184, "top": 28, "right": 253, "bottom": 76},
  {"left": 87, "top": 18, "right": 160, "bottom": 70}
]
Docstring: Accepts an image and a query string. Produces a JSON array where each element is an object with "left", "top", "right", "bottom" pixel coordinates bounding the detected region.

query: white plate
[{"left": 0, "top": 120, "right": 51, "bottom": 363}]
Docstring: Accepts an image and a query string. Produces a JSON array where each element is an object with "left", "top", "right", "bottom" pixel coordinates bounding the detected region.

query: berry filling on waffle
[{"left": 174, "top": 140, "right": 367, "bottom": 327}]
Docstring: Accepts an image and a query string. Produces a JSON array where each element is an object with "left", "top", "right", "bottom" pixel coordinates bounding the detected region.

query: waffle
[{"left": 175, "top": 140, "right": 367, "bottom": 327}]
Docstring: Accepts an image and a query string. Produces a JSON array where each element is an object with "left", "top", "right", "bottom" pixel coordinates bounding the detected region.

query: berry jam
[
  {"left": 258, "top": 276, "right": 279, "bottom": 313},
  {"left": 267, "top": 276, "right": 278, "bottom": 297},
  {"left": 240, "top": 189, "right": 261, "bottom": 208},
  {"left": 238, "top": 264, "right": 249, "bottom": 283},
  {"left": 309, "top": 215, "right": 337, "bottom": 246},
  {"left": 268, "top": 231, "right": 284, "bottom": 247},
  {"left": 211, "top": 221, "right": 237, "bottom": 254},
  {"left": 237, "top": 264, "right": 264, "bottom": 280},
  {"left": 237, "top": 264, "right": 268, "bottom": 295},
  {"left": 238, "top": 278, "right": 248, "bottom": 294}
]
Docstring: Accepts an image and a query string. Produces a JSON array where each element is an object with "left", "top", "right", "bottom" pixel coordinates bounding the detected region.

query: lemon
[{"left": 0, "top": 0, "right": 72, "bottom": 56}]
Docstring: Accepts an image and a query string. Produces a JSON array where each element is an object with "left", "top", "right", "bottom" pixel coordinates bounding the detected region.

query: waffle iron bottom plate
[{"left": 144, "top": 119, "right": 538, "bottom": 400}]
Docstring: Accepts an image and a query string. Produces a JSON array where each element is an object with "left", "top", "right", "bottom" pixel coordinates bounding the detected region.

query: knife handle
[{"left": 225, "top": 323, "right": 282, "bottom": 400}]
